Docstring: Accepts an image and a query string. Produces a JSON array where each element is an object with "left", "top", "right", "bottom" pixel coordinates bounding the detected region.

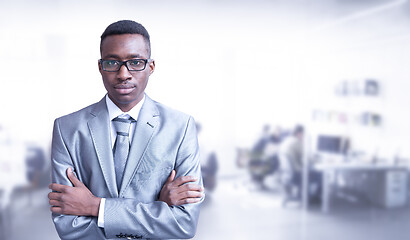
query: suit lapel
[
  {"left": 88, "top": 97, "right": 119, "bottom": 198},
  {"left": 119, "top": 95, "right": 160, "bottom": 196}
]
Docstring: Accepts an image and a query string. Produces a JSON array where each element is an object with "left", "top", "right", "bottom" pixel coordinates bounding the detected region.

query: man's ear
[
  {"left": 98, "top": 60, "right": 102, "bottom": 73},
  {"left": 149, "top": 59, "right": 155, "bottom": 75}
]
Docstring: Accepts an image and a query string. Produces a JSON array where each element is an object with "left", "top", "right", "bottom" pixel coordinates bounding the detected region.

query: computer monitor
[{"left": 317, "top": 135, "right": 346, "bottom": 154}]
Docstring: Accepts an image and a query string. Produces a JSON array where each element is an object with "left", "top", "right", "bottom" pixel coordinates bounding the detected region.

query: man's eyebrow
[
  {"left": 103, "top": 54, "right": 120, "bottom": 59},
  {"left": 127, "top": 54, "right": 144, "bottom": 59}
]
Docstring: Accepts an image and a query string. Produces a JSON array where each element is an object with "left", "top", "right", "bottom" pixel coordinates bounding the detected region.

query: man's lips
[{"left": 114, "top": 84, "right": 135, "bottom": 94}]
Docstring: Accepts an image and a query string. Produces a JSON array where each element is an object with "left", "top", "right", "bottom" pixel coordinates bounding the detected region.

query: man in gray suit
[{"left": 48, "top": 20, "right": 204, "bottom": 239}]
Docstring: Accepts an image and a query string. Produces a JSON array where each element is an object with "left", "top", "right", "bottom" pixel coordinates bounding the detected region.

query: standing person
[
  {"left": 48, "top": 20, "right": 204, "bottom": 240},
  {"left": 280, "top": 125, "right": 304, "bottom": 177},
  {"left": 280, "top": 125, "right": 321, "bottom": 201}
]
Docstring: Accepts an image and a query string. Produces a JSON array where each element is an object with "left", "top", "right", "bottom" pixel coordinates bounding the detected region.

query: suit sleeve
[
  {"left": 103, "top": 116, "right": 204, "bottom": 239},
  {"left": 50, "top": 119, "right": 106, "bottom": 240}
]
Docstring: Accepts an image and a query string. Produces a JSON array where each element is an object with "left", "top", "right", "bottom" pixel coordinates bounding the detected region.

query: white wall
[{"left": 1, "top": 0, "right": 410, "bottom": 174}]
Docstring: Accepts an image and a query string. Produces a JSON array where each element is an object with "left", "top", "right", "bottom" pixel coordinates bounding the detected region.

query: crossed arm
[{"left": 48, "top": 168, "right": 203, "bottom": 217}]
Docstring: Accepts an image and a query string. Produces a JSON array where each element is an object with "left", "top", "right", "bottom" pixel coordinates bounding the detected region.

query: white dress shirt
[{"left": 98, "top": 94, "right": 145, "bottom": 228}]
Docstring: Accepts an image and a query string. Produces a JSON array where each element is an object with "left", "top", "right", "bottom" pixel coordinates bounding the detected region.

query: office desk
[{"left": 314, "top": 162, "right": 408, "bottom": 213}]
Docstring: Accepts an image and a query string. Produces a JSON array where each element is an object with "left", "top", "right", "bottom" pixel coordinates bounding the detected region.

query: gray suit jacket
[{"left": 51, "top": 94, "right": 203, "bottom": 240}]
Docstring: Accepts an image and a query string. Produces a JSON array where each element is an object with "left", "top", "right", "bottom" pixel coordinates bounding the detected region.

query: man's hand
[
  {"left": 48, "top": 168, "right": 101, "bottom": 217},
  {"left": 159, "top": 170, "right": 204, "bottom": 206}
]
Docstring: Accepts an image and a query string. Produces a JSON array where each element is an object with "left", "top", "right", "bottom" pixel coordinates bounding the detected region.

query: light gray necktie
[{"left": 112, "top": 116, "right": 134, "bottom": 190}]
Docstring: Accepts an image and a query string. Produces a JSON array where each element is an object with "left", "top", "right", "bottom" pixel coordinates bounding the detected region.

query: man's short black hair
[
  {"left": 100, "top": 20, "right": 151, "bottom": 57},
  {"left": 293, "top": 125, "right": 304, "bottom": 136}
]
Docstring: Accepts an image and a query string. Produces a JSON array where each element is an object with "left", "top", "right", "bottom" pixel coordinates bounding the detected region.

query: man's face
[{"left": 99, "top": 34, "right": 155, "bottom": 112}]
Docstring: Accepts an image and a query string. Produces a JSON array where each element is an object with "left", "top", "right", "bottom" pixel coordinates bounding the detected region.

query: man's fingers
[
  {"left": 48, "top": 184, "right": 66, "bottom": 193},
  {"left": 177, "top": 183, "right": 204, "bottom": 194},
  {"left": 166, "top": 170, "right": 176, "bottom": 184},
  {"left": 67, "top": 168, "right": 84, "bottom": 188},
  {"left": 50, "top": 206, "right": 63, "bottom": 214},
  {"left": 49, "top": 199, "right": 62, "bottom": 207},
  {"left": 48, "top": 191, "right": 62, "bottom": 201},
  {"left": 180, "top": 190, "right": 203, "bottom": 199},
  {"left": 173, "top": 175, "right": 198, "bottom": 186},
  {"left": 176, "top": 197, "right": 201, "bottom": 205}
]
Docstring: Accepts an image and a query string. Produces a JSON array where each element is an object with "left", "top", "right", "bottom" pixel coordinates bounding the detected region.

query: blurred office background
[{"left": 1, "top": 0, "right": 410, "bottom": 239}]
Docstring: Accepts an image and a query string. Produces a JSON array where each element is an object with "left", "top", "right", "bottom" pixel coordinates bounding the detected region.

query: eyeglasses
[{"left": 99, "top": 59, "right": 151, "bottom": 72}]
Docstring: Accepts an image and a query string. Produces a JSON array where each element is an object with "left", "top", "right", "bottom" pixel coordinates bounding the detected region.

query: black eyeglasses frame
[{"left": 99, "top": 59, "right": 151, "bottom": 72}]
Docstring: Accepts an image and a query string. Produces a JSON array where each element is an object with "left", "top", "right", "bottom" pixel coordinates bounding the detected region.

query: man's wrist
[{"left": 91, "top": 197, "right": 102, "bottom": 217}]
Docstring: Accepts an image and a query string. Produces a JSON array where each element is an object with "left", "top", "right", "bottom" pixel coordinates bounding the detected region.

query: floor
[
  {"left": 194, "top": 175, "right": 410, "bottom": 240},
  {"left": 1, "top": 174, "right": 409, "bottom": 240}
]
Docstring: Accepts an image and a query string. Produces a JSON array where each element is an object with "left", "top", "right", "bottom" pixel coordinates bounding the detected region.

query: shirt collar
[{"left": 105, "top": 94, "right": 145, "bottom": 121}]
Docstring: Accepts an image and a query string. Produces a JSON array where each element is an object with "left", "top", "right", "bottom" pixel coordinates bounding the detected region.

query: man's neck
[
  {"left": 106, "top": 94, "right": 145, "bottom": 122},
  {"left": 109, "top": 96, "right": 143, "bottom": 112}
]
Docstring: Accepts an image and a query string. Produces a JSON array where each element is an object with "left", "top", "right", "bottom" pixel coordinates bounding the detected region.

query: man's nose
[{"left": 117, "top": 64, "right": 132, "bottom": 81}]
